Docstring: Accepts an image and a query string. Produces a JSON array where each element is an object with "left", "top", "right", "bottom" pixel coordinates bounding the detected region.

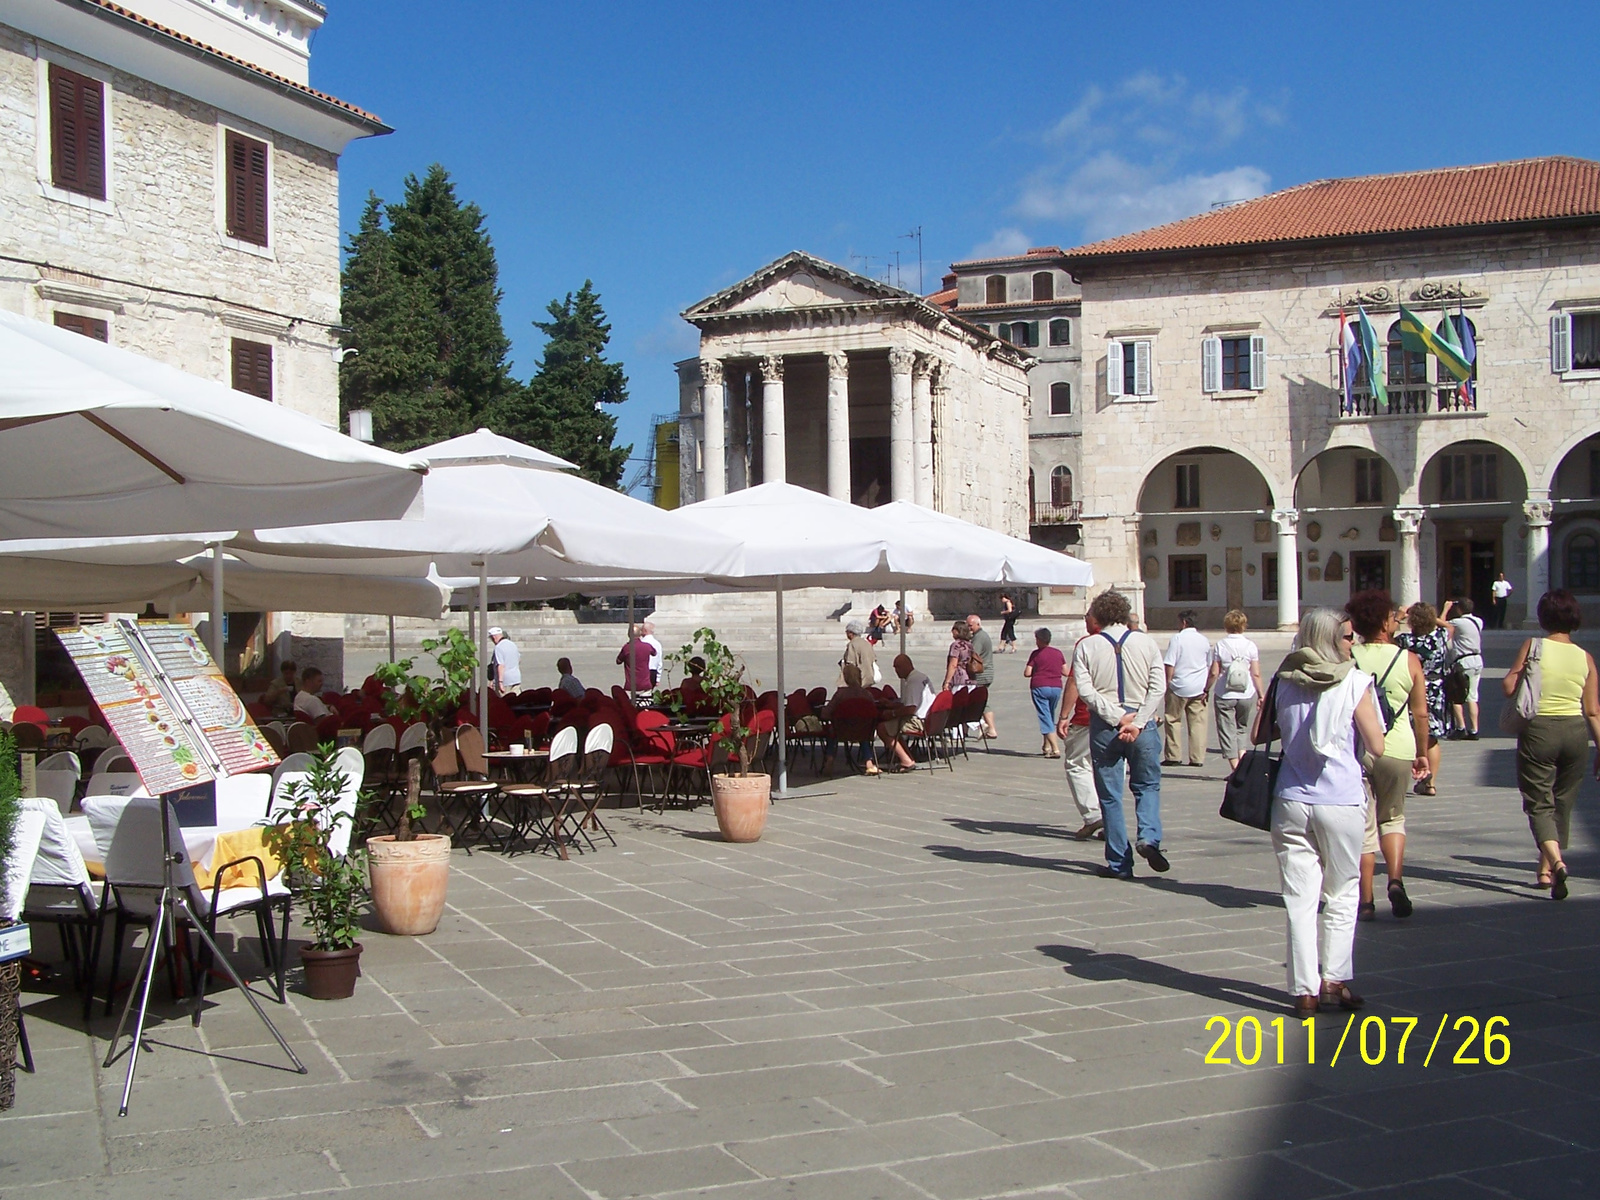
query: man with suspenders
[{"left": 1071, "top": 590, "right": 1171, "bottom": 879}]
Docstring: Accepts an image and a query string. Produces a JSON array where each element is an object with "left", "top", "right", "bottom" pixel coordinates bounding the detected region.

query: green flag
[
  {"left": 1356, "top": 307, "right": 1387, "bottom": 408},
  {"left": 1398, "top": 303, "right": 1472, "bottom": 382}
]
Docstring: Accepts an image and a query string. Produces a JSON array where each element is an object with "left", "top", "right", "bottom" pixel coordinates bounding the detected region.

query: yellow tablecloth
[{"left": 193, "top": 826, "right": 286, "bottom": 891}]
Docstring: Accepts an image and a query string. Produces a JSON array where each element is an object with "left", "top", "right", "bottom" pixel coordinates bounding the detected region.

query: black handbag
[{"left": 1220, "top": 678, "right": 1279, "bottom": 831}]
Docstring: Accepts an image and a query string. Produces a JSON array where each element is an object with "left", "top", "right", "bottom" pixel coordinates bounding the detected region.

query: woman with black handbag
[{"left": 1256, "top": 608, "right": 1386, "bottom": 1016}]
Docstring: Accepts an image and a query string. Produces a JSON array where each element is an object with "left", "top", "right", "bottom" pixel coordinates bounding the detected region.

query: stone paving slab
[{"left": 6, "top": 642, "right": 1600, "bottom": 1198}]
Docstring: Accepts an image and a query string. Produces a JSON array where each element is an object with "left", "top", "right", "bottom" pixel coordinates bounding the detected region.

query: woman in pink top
[{"left": 1024, "top": 627, "right": 1067, "bottom": 756}]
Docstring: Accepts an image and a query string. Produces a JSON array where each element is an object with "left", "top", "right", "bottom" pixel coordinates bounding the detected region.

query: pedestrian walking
[
  {"left": 1491, "top": 572, "right": 1514, "bottom": 628},
  {"left": 1445, "top": 598, "right": 1485, "bottom": 739},
  {"left": 1208, "top": 609, "right": 1264, "bottom": 770},
  {"left": 1504, "top": 589, "right": 1600, "bottom": 899},
  {"left": 1396, "top": 601, "right": 1449, "bottom": 794},
  {"left": 1161, "top": 610, "right": 1210, "bottom": 766},
  {"left": 1024, "top": 627, "right": 1066, "bottom": 756},
  {"left": 1347, "top": 590, "right": 1430, "bottom": 921},
  {"left": 999, "top": 594, "right": 1018, "bottom": 653},
  {"left": 1264, "top": 607, "right": 1387, "bottom": 1016},
  {"left": 488, "top": 626, "right": 521, "bottom": 694},
  {"left": 1072, "top": 590, "right": 1169, "bottom": 878},
  {"left": 1057, "top": 613, "right": 1105, "bottom": 841},
  {"left": 966, "top": 614, "right": 998, "bottom": 739}
]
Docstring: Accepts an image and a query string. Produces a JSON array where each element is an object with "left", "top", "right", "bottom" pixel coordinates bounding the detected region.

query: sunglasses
[{"left": 1341, "top": 632, "right": 1355, "bottom": 641}]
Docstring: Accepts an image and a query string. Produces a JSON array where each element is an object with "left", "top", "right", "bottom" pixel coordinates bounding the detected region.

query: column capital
[
  {"left": 759, "top": 354, "right": 783, "bottom": 382},
  {"left": 1523, "top": 499, "right": 1553, "bottom": 526},
  {"left": 698, "top": 358, "right": 723, "bottom": 387},
  {"left": 888, "top": 346, "right": 915, "bottom": 374},
  {"left": 913, "top": 352, "right": 938, "bottom": 379},
  {"left": 826, "top": 351, "right": 848, "bottom": 378},
  {"left": 1271, "top": 508, "right": 1299, "bottom": 535},
  {"left": 1391, "top": 505, "right": 1427, "bottom": 535}
]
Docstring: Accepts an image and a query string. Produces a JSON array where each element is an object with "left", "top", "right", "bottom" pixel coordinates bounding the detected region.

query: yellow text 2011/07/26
[{"left": 1202, "top": 1014, "right": 1510, "bottom": 1067}]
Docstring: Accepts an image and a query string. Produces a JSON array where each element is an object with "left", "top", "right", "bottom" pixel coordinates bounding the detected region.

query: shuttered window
[
  {"left": 49, "top": 64, "right": 106, "bottom": 199},
  {"left": 231, "top": 339, "right": 273, "bottom": 401},
  {"left": 225, "top": 131, "right": 269, "bottom": 246},
  {"left": 1049, "top": 381, "right": 1071, "bottom": 415},
  {"left": 54, "top": 311, "right": 108, "bottom": 341},
  {"left": 1107, "top": 341, "right": 1153, "bottom": 397}
]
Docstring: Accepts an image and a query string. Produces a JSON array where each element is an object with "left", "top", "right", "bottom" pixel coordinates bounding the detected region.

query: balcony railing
[
  {"left": 1341, "top": 386, "right": 1479, "bottom": 418},
  {"left": 1030, "top": 500, "right": 1081, "bottom": 525}
]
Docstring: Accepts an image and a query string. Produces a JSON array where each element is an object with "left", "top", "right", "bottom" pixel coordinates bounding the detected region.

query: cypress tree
[{"left": 490, "top": 281, "right": 632, "bottom": 487}]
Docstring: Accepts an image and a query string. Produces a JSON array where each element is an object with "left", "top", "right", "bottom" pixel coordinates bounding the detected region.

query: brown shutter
[
  {"left": 54, "top": 311, "right": 109, "bottom": 341},
  {"left": 231, "top": 339, "right": 273, "bottom": 401},
  {"left": 225, "top": 131, "right": 269, "bottom": 245},
  {"left": 49, "top": 64, "right": 106, "bottom": 199}
]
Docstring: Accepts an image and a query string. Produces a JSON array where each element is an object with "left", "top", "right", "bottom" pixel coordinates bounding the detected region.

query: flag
[
  {"left": 1340, "top": 308, "right": 1363, "bottom": 413},
  {"left": 1457, "top": 302, "right": 1477, "bottom": 405},
  {"left": 1356, "top": 306, "right": 1387, "bottom": 409},
  {"left": 1398, "top": 303, "right": 1473, "bottom": 382}
]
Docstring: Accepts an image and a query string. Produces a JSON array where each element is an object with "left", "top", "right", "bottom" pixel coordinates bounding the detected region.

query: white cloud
[
  {"left": 1011, "top": 74, "right": 1286, "bottom": 242},
  {"left": 968, "top": 227, "right": 1033, "bottom": 259}
]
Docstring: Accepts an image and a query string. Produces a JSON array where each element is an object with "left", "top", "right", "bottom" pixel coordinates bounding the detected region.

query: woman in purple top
[
  {"left": 1024, "top": 627, "right": 1067, "bottom": 757},
  {"left": 616, "top": 628, "right": 654, "bottom": 693}
]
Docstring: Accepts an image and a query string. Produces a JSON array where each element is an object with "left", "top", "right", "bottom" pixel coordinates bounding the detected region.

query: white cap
[{"left": 488, "top": 626, "right": 505, "bottom": 637}]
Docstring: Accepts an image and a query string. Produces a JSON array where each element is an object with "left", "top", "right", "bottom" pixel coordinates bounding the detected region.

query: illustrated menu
[{"left": 136, "top": 623, "right": 278, "bottom": 776}]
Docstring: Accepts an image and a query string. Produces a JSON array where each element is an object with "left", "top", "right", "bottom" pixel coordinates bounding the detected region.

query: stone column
[
  {"left": 1393, "top": 506, "right": 1426, "bottom": 608},
  {"left": 760, "top": 354, "right": 785, "bottom": 485},
  {"left": 888, "top": 346, "right": 915, "bottom": 503},
  {"left": 912, "top": 355, "right": 935, "bottom": 508},
  {"left": 826, "top": 352, "right": 851, "bottom": 502},
  {"left": 699, "top": 358, "right": 725, "bottom": 499},
  {"left": 1122, "top": 514, "right": 1146, "bottom": 625},
  {"left": 1273, "top": 509, "right": 1300, "bottom": 630},
  {"left": 1524, "top": 497, "right": 1553, "bottom": 627}
]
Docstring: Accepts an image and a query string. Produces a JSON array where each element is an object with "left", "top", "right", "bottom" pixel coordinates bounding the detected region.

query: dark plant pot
[{"left": 299, "top": 943, "right": 363, "bottom": 1000}]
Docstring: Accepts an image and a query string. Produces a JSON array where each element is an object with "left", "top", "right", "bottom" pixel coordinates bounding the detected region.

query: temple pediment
[{"left": 684, "top": 251, "right": 912, "bottom": 322}]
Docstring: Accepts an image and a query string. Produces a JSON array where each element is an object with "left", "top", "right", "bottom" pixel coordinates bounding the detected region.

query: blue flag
[
  {"left": 1356, "top": 307, "right": 1387, "bottom": 409},
  {"left": 1458, "top": 304, "right": 1477, "bottom": 404}
]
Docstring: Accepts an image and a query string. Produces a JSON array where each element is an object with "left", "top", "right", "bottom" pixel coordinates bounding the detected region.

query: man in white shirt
[
  {"left": 641, "top": 621, "right": 664, "bottom": 686},
  {"left": 1490, "top": 573, "right": 1513, "bottom": 629},
  {"left": 292, "top": 667, "right": 331, "bottom": 721},
  {"left": 488, "top": 627, "right": 521, "bottom": 693},
  {"left": 878, "top": 654, "right": 935, "bottom": 768},
  {"left": 1162, "top": 610, "right": 1212, "bottom": 767},
  {"left": 1072, "top": 590, "right": 1169, "bottom": 879}
]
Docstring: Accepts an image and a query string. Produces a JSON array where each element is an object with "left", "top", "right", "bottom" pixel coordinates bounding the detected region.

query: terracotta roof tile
[
  {"left": 78, "top": 0, "right": 386, "bottom": 127},
  {"left": 1064, "top": 157, "right": 1600, "bottom": 261},
  {"left": 952, "top": 245, "right": 1067, "bottom": 269},
  {"left": 925, "top": 287, "right": 957, "bottom": 311}
]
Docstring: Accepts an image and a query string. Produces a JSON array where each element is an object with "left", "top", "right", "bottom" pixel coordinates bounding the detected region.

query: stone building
[
  {"left": 0, "top": 0, "right": 387, "bottom": 696},
  {"left": 1059, "top": 156, "right": 1600, "bottom": 629},
  {"left": 674, "top": 251, "right": 1032, "bottom": 534},
  {"left": 935, "top": 247, "right": 1084, "bottom": 557}
]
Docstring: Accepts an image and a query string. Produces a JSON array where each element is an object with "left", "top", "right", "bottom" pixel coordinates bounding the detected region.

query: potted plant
[
  {"left": 263, "top": 747, "right": 369, "bottom": 999},
  {"left": 0, "top": 729, "right": 22, "bottom": 1109},
  {"left": 365, "top": 630, "right": 472, "bottom": 935},
  {"left": 665, "top": 628, "right": 769, "bottom": 842}
]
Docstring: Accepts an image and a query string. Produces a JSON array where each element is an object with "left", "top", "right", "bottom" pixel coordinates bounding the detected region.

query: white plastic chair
[
  {"left": 76, "top": 726, "right": 114, "bottom": 752},
  {"left": 83, "top": 794, "right": 133, "bottom": 859},
  {"left": 216, "top": 773, "right": 273, "bottom": 832},
  {"left": 397, "top": 722, "right": 428, "bottom": 756},
  {"left": 35, "top": 752, "right": 81, "bottom": 814},
  {"left": 270, "top": 752, "right": 316, "bottom": 810},
  {"left": 325, "top": 747, "right": 366, "bottom": 859},
  {"left": 91, "top": 752, "right": 135, "bottom": 777},
  {"left": 20, "top": 797, "right": 103, "bottom": 1017},
  {"left": 362, "top": 724, "right": 396, "bottom": 753},
  {"left": 85, "top": 773, "right": 150, "bottom": 799},
  {"left": 2, "top": 806, "right": 46, "bottom": 922}
]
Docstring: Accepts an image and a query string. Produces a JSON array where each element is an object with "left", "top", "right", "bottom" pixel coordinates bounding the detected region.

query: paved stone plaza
[{"left": 6, "top": 641, "right": 1600, "bottom": 1199}]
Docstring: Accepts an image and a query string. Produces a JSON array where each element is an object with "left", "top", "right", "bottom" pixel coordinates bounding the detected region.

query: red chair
[
  {"left": 826, "top": 698, "right": 881, "bottom": 774},
  {"left": 12, "top": 705, "right": 49, "bottom": 730},
  {"left": 626, "top": 710, "right": 677, "bottom": 805},
  {"left": 902, "top": 690, "right": 956, "bottom": 771},
  {"left": 805, "top": 687, "right": 827, "bottom": 712},
  {"left": 669, "top": 714, "right": 732, "bottom": 805}
]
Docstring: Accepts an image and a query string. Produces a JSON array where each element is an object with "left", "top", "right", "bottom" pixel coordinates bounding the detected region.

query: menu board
[
  {"left": 55, "top": 623, "right": 214, "bottom": 796},
  {"left": 136, "top": 623, "right": 278, "bottom": 777}
]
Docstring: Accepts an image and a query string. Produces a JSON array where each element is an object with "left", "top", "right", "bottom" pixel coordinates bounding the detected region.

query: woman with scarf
[{"left": 1256, "top": 607, "right": 1387, "bottom": 1016}]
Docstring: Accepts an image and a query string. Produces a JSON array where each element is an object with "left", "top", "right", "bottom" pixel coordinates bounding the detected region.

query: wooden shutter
[
  {"left": 225, "top": 131, "right": 269, "bottom": 245},
  {"left": 1133, "top": 340, "right": 1152, "bottom": 395},
  {"left": 49, "top": 64, "right": 106, "bottom": 199},
  {"left": 1106, "top": 342, "right": 1123, "bottom": 397},
  {"left": 54, "top": 311, "right": 108, "bottom": 341},
  {"left": 1552, "top": 314, "right": 1572, "bottom": 373},
  {"left": 1250, "top": 335, "right": 1266, "bottom": 390},
  {"left": 231, "top": 339, "right": 273, "bottom": 400},
  {"left": 1027, "top": 322, "right": 1039, "bottom": 348},
  {"left": 1201, "top": 337, "right": 1221, "bottom": 393}
]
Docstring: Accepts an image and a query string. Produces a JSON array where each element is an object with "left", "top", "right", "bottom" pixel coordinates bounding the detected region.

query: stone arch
[
  {"left": 1540, "top": 422, "right": 1600, "bottom": 495},
  {"left": 1417, "top": 436, "right": 1530, "bottom": 507},
  {"left": 1293, "top": 446, "right": 1404, "bottom": 510},
  {"left": 1418, "top": 437, "right": 1531, "bottom": 616},
  {"left": 1133, "top": 442, "right": 1287, "bottom": 513}
]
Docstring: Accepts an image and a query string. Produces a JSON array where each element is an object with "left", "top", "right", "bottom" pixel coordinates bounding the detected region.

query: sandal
[
  {"left": 1357, "top": 900, "right": 1376, "bottom": 923},
  {"left": 1320, "top": 980, "right": 1365, "bottom": 1011},
  {"left": 1293, "top": 994, "right": 1319, "bottom": 1017},
  {"left": 1387, "top": 879, "right": 1414, "bottom": 919},
  {"left": 1553, "top": 864, "right": 1569, "bottom": 901}
]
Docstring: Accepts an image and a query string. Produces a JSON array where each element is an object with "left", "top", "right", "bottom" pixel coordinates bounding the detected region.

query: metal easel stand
[{"left": 102, "top": 797, "right": 306, "bottom": 1117}]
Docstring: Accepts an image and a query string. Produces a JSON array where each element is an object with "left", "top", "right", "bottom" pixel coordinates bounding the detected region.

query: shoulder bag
[
  {"left": 1220, "top": 677, "right": 1279, "bottom": 831},
  {"left": 1499, "top": 639, "right": 1543, "bottom": 735}
]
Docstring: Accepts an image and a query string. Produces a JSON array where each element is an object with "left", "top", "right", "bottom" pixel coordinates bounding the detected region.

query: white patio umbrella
[
  {"left": 0, "top": 310, "right": 427, "bottom": 540},
  {"left": 242, "top": 431, "right": 745, "bottom": 743}
]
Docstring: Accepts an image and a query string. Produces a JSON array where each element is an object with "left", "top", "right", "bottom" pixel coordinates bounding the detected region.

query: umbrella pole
[
  {"left": 898, "top": 588, "right": 907, "bottom": 658},
  {"left": 387, "top": 615, "right": 395, "bottom": 662},
  {"left": 775, "top": 581, "right": 786, "bottom": 799},
  {"left": 478, "top": 562, "right": 489, "bottom": 748},
  {"left": 627, "top": 589, "right": 635, "bottom": 694},
  {"left": 209, "top": 543, "right": 224, "bottom": 667}
]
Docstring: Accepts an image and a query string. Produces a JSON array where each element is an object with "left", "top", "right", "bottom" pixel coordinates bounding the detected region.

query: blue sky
[{"left": 312, "top": 2, "right": 1600, "bottom": 488}]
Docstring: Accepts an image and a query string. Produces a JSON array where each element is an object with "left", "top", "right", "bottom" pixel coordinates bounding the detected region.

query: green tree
[
  {"left": 339, "top": 166, "right": 514, "bottom": 451},
  {"left": 490, "top": 281, "right": 632, "bottom": 487}
]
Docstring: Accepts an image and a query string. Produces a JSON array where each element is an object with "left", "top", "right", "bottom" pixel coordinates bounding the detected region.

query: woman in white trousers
[{"left": 1257, "top": 607, "right": 1386, "bottom": 1016}]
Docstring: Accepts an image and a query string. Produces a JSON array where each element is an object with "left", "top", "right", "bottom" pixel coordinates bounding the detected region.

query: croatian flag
[{"left": 1340, "top": 309, "right": 1363, "bottom": 413}]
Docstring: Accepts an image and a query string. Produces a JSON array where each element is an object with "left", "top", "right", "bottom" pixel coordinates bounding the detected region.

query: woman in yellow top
[
  {"left": 1503, "top": 589, "right": 1600, "bottom": 899},
  {"left": 1346, "top": 590, "right": 1431, "bottom": 921}
]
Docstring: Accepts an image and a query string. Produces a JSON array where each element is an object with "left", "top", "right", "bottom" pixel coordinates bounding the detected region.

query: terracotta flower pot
[
  {"left": 366, "top": 834, "right": 451, "bottom": 935},
  {"left": 710, "top": 773, "right": 771, "bottom": 842},
  {"left": 300, "top": 943, "right": 362, "bottom": 1000}
]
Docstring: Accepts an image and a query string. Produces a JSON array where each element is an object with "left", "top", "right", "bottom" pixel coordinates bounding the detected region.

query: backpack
[
  {"left": 1372, "top": 648, "right": 1407, "bottom": 732},
  {"left": 1221, "top": 643, "right": 1251, "bottom": 693}
]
